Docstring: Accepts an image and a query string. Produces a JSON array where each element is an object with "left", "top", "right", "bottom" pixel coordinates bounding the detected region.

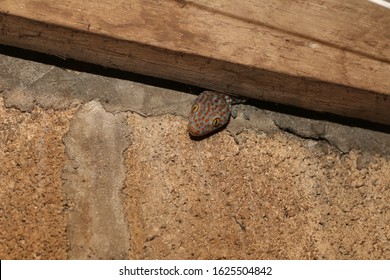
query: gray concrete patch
[
  {"left": 0, "top": 54, "right": 194, "bottom": 116},
  {"left": 227, "top": 104, "right": 390, "bottom": 155},
  {"left": 270, "top": 112, "right": 390, "bottom": 154},
  {"left": 62, "top": 101, "right": 131, "bottom": 259}
]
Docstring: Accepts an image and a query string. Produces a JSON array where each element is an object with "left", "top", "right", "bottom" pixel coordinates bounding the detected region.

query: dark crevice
[{"left": 0, "top": 44, "right": 204, "bottom": 95}]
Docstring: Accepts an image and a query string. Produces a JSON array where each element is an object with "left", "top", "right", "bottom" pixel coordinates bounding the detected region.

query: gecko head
[{"left": 188, "top": 91, "right": 232, "bottom": 137}]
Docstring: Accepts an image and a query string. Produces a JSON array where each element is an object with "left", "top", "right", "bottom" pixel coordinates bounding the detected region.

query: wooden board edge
[{"left": 1, "top": 13, "right": 389, "bottom": 126}]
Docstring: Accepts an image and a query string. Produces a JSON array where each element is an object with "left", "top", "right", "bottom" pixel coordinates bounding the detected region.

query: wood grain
[{"left": 0, "top": 0, "right": 389, "bottom": 124}]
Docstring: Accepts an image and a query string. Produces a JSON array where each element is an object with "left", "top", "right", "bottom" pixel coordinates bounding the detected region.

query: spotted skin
[{"left": 188, "top": 91, "right": 233, "bottom": 137}]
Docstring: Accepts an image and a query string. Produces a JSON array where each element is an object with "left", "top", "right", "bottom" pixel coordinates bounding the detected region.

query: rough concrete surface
[
  {"left": 0, "top": 101, "right": 73, "bottom": 259},
  {"left": 0, "top": 48, "right": 389, "bottom": 259}
]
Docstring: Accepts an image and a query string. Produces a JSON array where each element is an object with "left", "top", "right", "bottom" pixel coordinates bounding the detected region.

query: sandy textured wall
[{"left": 0, "top": 51, "right": 389, "bottom": 259}]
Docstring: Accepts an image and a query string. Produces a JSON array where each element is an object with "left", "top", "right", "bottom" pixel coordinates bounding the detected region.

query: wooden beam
[{"left": 1, "top": 0, "right": 389, "bottom": 124}]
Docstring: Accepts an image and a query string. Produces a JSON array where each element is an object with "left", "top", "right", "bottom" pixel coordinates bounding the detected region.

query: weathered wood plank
[{"left": 0, "top": 0, "right": 389, "bottom": 124}]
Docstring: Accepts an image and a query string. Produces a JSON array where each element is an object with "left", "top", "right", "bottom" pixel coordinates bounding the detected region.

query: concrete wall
[{"left": 0, "top": 50, "right": 389, "bottom": 259}]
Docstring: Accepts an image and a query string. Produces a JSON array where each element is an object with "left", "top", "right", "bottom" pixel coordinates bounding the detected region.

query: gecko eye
[
  {"left": 191, "top": 104, "right": 199, "bottom": 113},
  {"left": 212, "top": 117, "right": 222, "bottom": 127}
]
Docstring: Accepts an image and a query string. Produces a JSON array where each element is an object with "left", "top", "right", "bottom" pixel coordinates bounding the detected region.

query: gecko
[{"left": 188, "top": 91, "right": 244, "bottom": 137}]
